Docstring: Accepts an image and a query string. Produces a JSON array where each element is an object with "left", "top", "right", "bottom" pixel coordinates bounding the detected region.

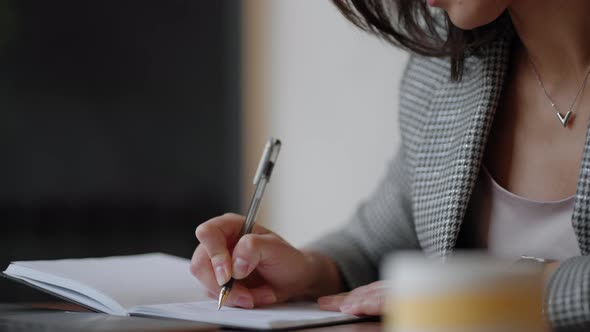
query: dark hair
[{"left": 332, "top": 0, "right": 512, "bottom": 81}]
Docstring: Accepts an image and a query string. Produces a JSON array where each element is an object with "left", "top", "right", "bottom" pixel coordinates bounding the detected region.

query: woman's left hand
[
  {"left": 317, "top": 261, "right": 561, "bottom": 316},
  {"left": 543, "top": 260, "right": 560, "bottom": 283},
  {"left": 317, "top": 281, "right": 387, "bottom": 316}
]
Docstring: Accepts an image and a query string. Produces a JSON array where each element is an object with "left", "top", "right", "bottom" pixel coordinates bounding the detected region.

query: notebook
[{"left": 2, "top": 253, "right": 359, "bottom": 330}]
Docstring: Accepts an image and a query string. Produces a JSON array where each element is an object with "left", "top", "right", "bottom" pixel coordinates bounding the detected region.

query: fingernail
[
  {"left": 236, "top": 296, "right": 253, "bottom": 308},
  {"left": 261, "top": 293, "right": 276, "bottom": 304},
  {"left": 233, "top": 258, "right": 249, "bottom": 278},
  {"left": 215, "top": 265, "right": 228, "bottom": 285}
]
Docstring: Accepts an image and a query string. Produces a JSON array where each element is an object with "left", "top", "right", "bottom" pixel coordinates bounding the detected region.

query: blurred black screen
[{"left": 0, "top": 0, "right": 241, "bottom": 300}]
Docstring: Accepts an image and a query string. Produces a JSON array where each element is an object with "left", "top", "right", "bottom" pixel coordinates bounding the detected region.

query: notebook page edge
[
  {"left": 3, "top": 264, "right": 126, "bottom": 315},
  {"left": 129, "top": 301, "right": 360, "bottom": 330}
]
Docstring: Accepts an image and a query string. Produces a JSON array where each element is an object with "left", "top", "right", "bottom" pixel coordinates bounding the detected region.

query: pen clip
[{"left": 253, "top": 137, "right": 282, "bottom": 185}]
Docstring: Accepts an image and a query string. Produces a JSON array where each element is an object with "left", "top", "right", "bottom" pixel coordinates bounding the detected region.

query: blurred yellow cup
[{"left": 383, "top": 252, "right": 548, "bottom": 332}]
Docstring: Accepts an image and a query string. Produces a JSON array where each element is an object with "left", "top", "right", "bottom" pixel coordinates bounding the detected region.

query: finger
[
  {"left": 340, "top": 289, "right": 385, "bottom": 316},
  {"left": 346, "top": 280, "right": 387, "bottom": 294},
  {"left": 337, "top": 285, "right": 374, "bottom": 314},
  {"left": 343, "top": 281, "right": 387, "bottom": 303},
  {"left": 190, "top": 247, "right": 256, "bottom": 309},
  {"left": 203, "top": 213, "right": 271, "bottom": 240},
  {"left": 230, "top": 233, "right": 281, "bottom": 280},
  {"left": 347, "top": 282, "right": 377, "bottom": 296},
  {"left": 195, "top": 222, "right": 233, "bottom": 286},
  {"left": 339, "top": 297, "right": 362, "bottom": 315},
  {"left": 196, "top": 213, "right": 274, "bottom": 284},
  {"left": 190, "top": 246, "right": 221, "bottom": 293},
  {"left": 221, "top": 282, "right": 255, "bottom": 309},
  {"left": 318, "top": 293, "right": 348, "bottom": 311},
  {"left": 358, "top": 293, "right": 386, "bottom": 316},
  {"left": 250, "top": 285, "right": 278, "bottom": 307}
]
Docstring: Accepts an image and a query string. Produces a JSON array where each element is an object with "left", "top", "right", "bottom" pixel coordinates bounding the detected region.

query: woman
[{"left": 191, "top": 0, "right": 590, "bottom": 329}]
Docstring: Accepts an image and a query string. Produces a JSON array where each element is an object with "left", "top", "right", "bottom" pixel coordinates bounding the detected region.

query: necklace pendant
[{"left": 556, "top": 111, "right": 573, "bottom": 127}]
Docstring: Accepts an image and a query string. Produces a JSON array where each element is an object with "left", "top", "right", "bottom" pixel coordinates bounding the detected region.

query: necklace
[{"left": 527, "top": 56, "right": 590, "bottom": 127}]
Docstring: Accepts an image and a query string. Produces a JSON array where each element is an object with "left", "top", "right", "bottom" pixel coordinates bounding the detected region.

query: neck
[{"left": 509, "top": 0, "right": 590, "bottom": 82}]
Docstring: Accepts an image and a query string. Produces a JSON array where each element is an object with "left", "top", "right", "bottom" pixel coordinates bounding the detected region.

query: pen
[{"left": 217, "top": 137, "right": 282, "bottom": 310}]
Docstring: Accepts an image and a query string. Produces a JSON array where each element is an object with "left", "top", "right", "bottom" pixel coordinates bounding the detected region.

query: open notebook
[{"left": 2, "top": 253, "right": 359, "bottom": 330}]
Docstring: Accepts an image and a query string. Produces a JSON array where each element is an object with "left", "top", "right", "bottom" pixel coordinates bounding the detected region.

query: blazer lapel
[
  {"left": 572, "top": 123, "right": 590, "bottom": 255},
  {"left": 413, "top": 36, "right": 512, "bottom": 257}
]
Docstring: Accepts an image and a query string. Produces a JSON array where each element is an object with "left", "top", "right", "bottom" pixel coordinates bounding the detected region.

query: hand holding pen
[
  {"left": 190, "top": 137, "right": 348, "bottom": 310},
  {"left": 216, "top": 137, "right": 281, "bottom": 309}
]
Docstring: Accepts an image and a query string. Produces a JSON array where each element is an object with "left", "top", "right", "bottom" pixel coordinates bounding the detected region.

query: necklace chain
[{"left": 527, "top": 55, "right": 590, "bottom": 127}]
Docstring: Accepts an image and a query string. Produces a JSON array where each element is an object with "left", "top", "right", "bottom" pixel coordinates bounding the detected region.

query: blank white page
[
  {"left": 5, "top": 253, "right": 207, "bottom": 313},
  {"left": 131, "top": 300, "right": 360, "bottom": 330}
]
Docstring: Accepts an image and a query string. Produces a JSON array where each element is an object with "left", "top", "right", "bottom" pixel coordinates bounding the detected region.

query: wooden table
[{"left": 2, "top": 302, "right": 384, "bottom": 332}]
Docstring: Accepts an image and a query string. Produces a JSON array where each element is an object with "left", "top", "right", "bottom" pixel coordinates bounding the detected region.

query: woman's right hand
[{"left": 190, "top": 213, "right": 340, "bottom": 308}]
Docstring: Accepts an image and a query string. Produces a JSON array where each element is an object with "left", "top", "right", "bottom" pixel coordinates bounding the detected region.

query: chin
[
  {"left": 448, "top": 14, "right": 499, "bottom": 30},
  {"left": 444, "top": 1, "right": 510, "bottom": 30}
]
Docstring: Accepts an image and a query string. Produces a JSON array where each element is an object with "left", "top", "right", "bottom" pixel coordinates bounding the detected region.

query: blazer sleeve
[
  {"left": 305, "top": 55, "right": 436, "bottom": 290},
  {"left": 305, "top": 147, "right": 421, "bottom": 290},
  {"left": 546, "top": 256, "right": 590, "bottom": 331}
]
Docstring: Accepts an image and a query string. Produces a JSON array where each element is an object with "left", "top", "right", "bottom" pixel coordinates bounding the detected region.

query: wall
[
  {"left": 0, "top": 0, "right": 242, "bottom": 300},
  {"left": 258, "top": 0, "right": 409, "bottom": 246}
]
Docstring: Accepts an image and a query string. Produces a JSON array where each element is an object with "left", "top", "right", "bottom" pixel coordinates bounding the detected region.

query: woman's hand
[
  {"left": 191, "top": 213, "right": 343, "bottom": 309},
  {"left": 316, "top": 260, "right": 562, "bottom": 317},
  {"left": 543, "top": 260, "right": 560, "bottom": 284},
  {"left": 318, "top": 281, "right": 387, "bottom": 316}
]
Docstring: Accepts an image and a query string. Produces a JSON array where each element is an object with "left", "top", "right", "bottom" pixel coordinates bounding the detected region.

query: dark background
[{"left": 0, "top": 0, "right": 242, "bottom": 300}]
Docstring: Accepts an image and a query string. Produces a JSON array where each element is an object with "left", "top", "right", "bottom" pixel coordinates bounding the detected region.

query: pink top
[{"left": 476, "top": 167, "right": 580, "bottom": 260}]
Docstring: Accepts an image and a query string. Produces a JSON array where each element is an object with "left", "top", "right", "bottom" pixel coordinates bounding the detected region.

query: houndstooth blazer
[{"left": 309, "top": 31, "right": 590, "bottom": 330}]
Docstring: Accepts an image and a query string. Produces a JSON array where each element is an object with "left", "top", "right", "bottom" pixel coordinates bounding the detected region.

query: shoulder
[
  {"left": 398, "top": 42, "right": 506, "bottom": 119},
  {"left": 396, "top": 51, "right": 499, "bottom": 164},
  {"left": 396, "top": 55, "right": 450, "bottom": 155},
  {"left": 401, "top": 55, "right": 450, "bottom": 96},
  {"left": 397, "top": 51, "right": 498, "bottom": 136}
]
